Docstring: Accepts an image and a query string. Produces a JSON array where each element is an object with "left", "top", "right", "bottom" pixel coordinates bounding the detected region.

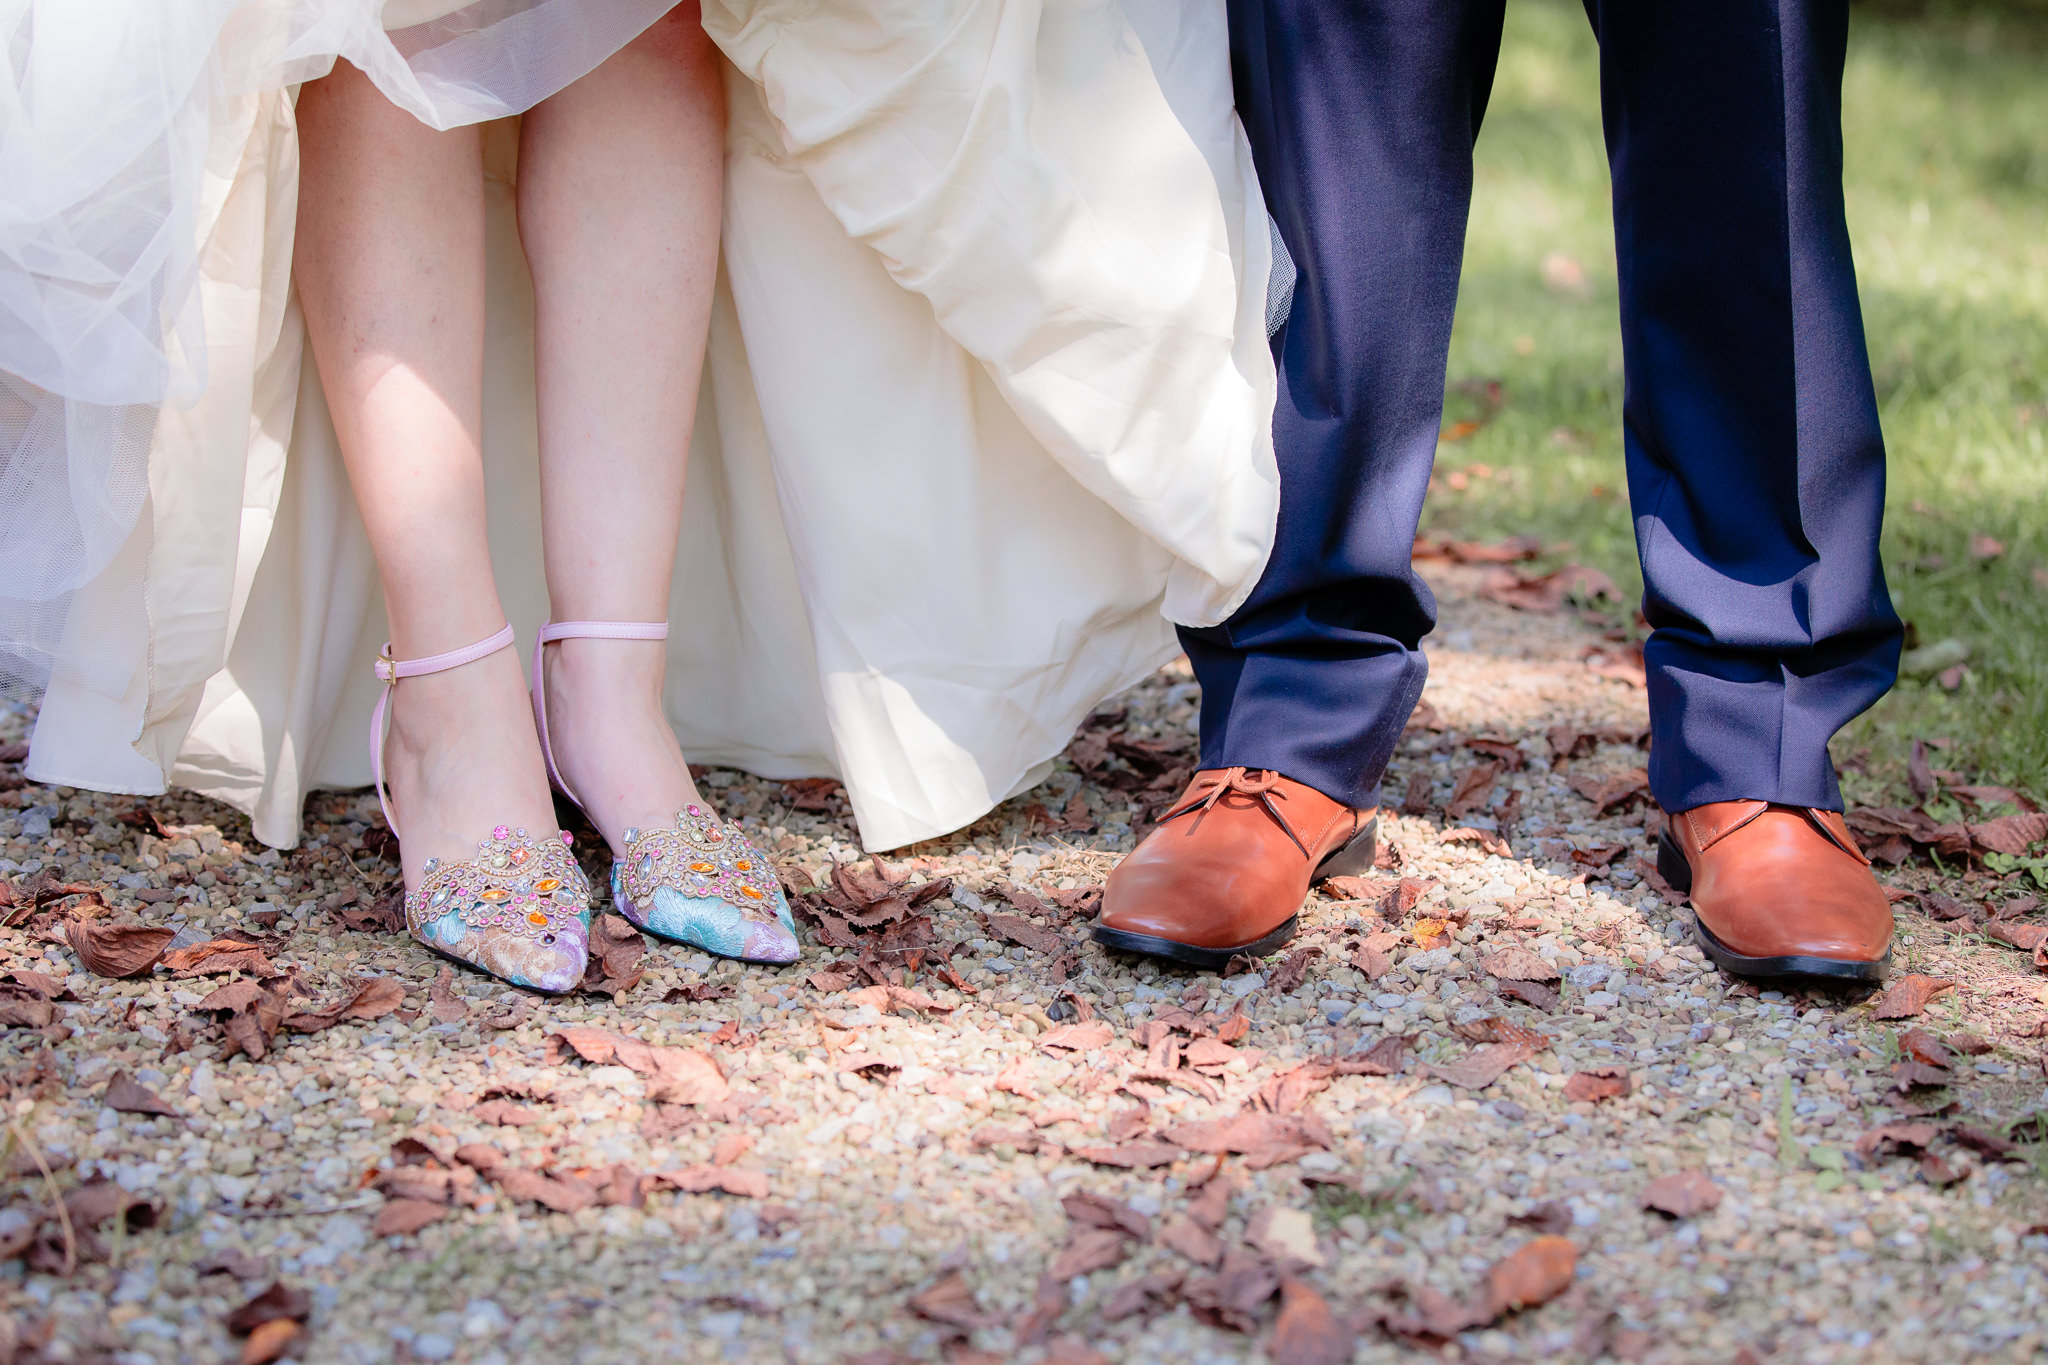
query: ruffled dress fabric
[{"left": 4, "top": 0, "right": 1281, "bottom": 853}]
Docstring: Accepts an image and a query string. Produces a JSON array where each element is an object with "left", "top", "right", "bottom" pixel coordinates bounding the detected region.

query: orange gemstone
[
  {"left": 735, "top": 860, "right": 752, "bottom": 872},
  {"left": 479, "top": 888, "right": 510, "bottom": 903},
  {"left": 740, "top": 885, "right": 764, "bottom": 900},
  {"left": 690, "top": 861, "right": 714, "bottom": 873},
  {"left": 533, "top": 878, "right": 561, "bottom": 892},
  {"left": 527, "top": 910, "right": 549, "bottom": 927}
]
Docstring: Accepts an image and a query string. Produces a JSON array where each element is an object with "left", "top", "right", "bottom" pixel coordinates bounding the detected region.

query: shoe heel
[
  {"left": 1313, "top": 817, "right": 1379, "bottom": 882},
  {"left": 1656, "top": 828, "right": 1694, "bottom": 896}
]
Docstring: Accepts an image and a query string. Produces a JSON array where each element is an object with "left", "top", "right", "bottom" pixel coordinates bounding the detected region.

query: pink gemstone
[
  {"left": 686, "top": 805, "right": 701, "bottom": 816},
  {"left": 493, "top": 825, "right": 510, "bottom": 840},
  {"left": 561, "top": 832, "right": 573, "bottom": 845}
]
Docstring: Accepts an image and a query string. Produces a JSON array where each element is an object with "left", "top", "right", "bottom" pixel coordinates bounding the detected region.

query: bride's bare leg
[
  {"left": 518, "top": 7, "right": 725, "bottom": 851},
  {"left": 294, "top": 61, "right": 560, "bottom": 886}
]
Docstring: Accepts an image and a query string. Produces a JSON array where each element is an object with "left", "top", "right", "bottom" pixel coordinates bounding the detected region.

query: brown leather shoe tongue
[{"left": 1685, "top": 799, "right": 1771, "bottom": 852}]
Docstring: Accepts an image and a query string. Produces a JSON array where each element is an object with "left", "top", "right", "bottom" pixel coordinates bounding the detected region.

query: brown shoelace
[{"left": 1159, "top": 766, "right": 1310, "bottom": 858}]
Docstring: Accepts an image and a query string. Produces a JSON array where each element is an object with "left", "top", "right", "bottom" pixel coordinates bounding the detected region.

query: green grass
[{"left": 1430, "top": 0, "right": 2048, "bottom": 805}]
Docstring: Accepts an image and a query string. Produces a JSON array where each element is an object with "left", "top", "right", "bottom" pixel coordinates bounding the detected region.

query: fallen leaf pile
[
  {"left": 787, "top": 858, "right": 966, "bottom": 990},
  {"left": 579, "top": 913, "right": 647, "bottom": 998},
  {"left": 1847, "top": 792, "right": 2047, "bottom": 869}
]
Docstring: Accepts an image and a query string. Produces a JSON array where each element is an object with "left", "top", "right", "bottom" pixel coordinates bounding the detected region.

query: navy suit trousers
[{"left": 1182, "top": 0, "right": 1904, "bottom": 814}]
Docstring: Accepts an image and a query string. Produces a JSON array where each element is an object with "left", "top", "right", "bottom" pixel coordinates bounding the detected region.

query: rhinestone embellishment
[
  {"left": 617, "top": 805, "right": 780, "bottom": 919},
  {"left": 406, "top": 826, "right": 588, "bottom": 942}
]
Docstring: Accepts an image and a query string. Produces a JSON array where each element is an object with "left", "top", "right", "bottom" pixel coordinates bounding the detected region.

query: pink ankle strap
[
  {"left": 530, "top": 621, "right": 670, "bottom": 809},
  {"left": 538, "top": 621, "right": 669, "bottom": 646},
  {"left": 370, "top": 623, "right": 517, "bottom": 840}
]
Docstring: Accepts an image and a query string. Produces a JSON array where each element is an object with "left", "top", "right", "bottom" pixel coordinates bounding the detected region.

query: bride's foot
[
  {"left": 539, "top": 630, "right": 799, "bottom": 963},
  {"left": 378, "top": 633, "right": 591, "bottom": 991}
]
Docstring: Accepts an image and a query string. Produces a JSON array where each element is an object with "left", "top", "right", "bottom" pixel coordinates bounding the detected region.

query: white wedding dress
[{"left": 0, "top": 0, "right": 1280, "bottom": 852}]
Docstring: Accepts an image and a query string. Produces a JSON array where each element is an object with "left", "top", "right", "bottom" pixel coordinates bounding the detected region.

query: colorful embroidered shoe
[
  {"left": 371, "top": 625, "right": 592, "bottom": 992},
  {"left": 532, "top": 621, "right": 801, "bottom": 964},
  {"left": 612, "top": 807, "right": 799, "bottom": 963}
]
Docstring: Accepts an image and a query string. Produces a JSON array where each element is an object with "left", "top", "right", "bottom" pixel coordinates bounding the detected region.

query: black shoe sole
[
  {"left": 1656, "top": 830, "right": 1889, "bottom": 984},
  {"left": 1090, "top": 818, "right": 1378, "bottom": 973}
]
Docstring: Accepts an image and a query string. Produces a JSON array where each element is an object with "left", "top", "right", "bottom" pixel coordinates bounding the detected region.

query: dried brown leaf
[
  {"left": 1155, "top": 1212, "right": 1224, "bottom": 1267},
  {"left": 1898, "top": 1028, "right": 1955, "bottom": 1069},
  {"left": 1562, "top": 1066, "right": 1631, "bottom": 1104},
  {"left": 1427, "top": 1041, "right": 1539, "bottom": 1091},
  {"left": 651, "top": 1165, "right": 770, "bottom": 1199},
  {"left": 1048, "top": 1227, "right": 1131, "bottom": 1280},
  {"left": 1100, "top": 1268, "right": 1185, "bottom": 1322},
  {"left": 1267, "top": 947, "right": 1322, "bottom": 993},
  {"left": 1441, "top": 827, "right": 1512, "bottom": 858},
  {"left": 470, "top": 1099, "right": 539, "bottom": 1127},
  {"left": 478, "top": 994, "right": 532, "bottom": 1031},
  {"left": 1038, "top": 1021, "right": 1115, "bottom": 1054},
  {"left": 1498, "top": 978, "right": 1560, "bottom": 1010},
  {"left": 1973, "top": 813, "right": 2048, "bottom": 857},
  {"left": 546, "top": 1027, "right": 729, "bottom": 1105},
  {"left": 1163, "top": 1112, "right": 1333, "bottom": 1156},
  {"left": 1445, "top": 763, "right": 1501, "bottom": 819},
  {"left": 0, "top": 998, "right": 55, "bottom": 1029},
  {"left": 372, "top": 1199, "right": 448, "bottom": 1237},
  {"left": 1182, "top": 1247, "right": 1281, "bottom": 1334},
  {"left": 425, "top": 966, "right": 468, "bottom": 1025},
  {"left": 1481, "top": 946, "right": 1561, "bottom": 983},
  {"left": 1485, "top": 1236, "right": 1577, "bottom": 1313},
  {"left": 1566, "top": 768, "right": 1651, "bottom": 815},
  {"left": 102, "top": 1071, "right": 179, "bottom": 1118},
  {"left": 907, "top": 1269, "right": 998, "bottom": 1330},
  {"left": 1871, "top": 974, "right": 1956, "bottom": 1021},
  {"left": 1270, "top": 1277, "right": 1354, "bottom": 1365},
  {"left": 65, "top": 920, "right": 173, "bottom": 978},
  {"left": 1856, "top": 1121, "right": 1939, "bottom": 1158},
  {"left": 284, "top": 977, "right": 404, "bottom": 1033},
  {"left": 1061, "top": 1191, "right": 1148, "bottom": 1240},
  {"left": 1984, "top": 921, "right": 2048, "bottom": 952},
  {"left": 162, "top": 939, "right": 274, "bottom": 977},
  {"left": 1071, "top": 1141, "right": 1181, "bottom": 1169},
  {"left": 240, "top": 1319, "right": 302, "bottom": 1365}
]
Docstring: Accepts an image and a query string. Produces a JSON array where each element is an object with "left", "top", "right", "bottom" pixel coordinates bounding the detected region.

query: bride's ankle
[{"left": 543, "top": 636, "right": 667, "bottom": 710}]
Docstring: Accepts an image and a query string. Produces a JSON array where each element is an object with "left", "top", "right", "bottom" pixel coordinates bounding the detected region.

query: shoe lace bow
[{"left": 1161, "top": 766, "right": 1310, "bottom": 858}]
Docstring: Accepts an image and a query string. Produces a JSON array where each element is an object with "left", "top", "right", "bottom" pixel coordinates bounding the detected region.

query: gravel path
[{"left": 1, "top": 563, "right": 2044, "bottom": 1365}]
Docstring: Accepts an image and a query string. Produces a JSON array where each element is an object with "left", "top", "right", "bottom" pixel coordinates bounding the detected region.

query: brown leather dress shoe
[
  {"left": 1093, "top": 768, "right": 1377, "bottom": 970},
  {"left": 1657, "top": 800, "right": 1892, "bottom": 983}
]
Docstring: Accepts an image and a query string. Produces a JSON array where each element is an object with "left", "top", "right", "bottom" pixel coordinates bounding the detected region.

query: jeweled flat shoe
[
  {"left": 612, "top": 807, "right": 800, "bottom": 963},
  {"left": 531, "top": 620, "right": 801, "bottom": 965},
  {"left": 370, "top": 625, "right": 592, "bottom": 992}
]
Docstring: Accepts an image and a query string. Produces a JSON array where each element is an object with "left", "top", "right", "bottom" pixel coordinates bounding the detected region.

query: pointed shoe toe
[
  {"left": 612, "top": 807, "right": 801, "bottom": 964},
  {"left": 407, "top": 827, "right": 594, "bottom": 993}
]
